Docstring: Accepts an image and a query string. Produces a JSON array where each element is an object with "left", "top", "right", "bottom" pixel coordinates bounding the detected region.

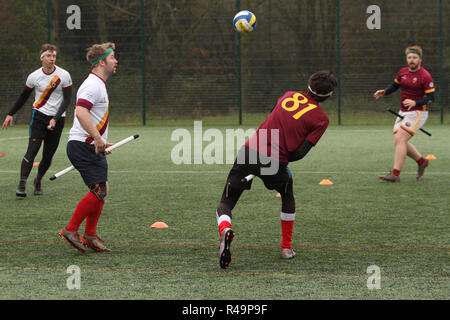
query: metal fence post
[
  {"left": 46, "top": 0, "right": 51, "bottom": 43},
  {"left": 439, "top": 0, "right": 444, "bottom": 124},
  {"left": 236, "top": 0, "right": 242, "bottom": 125},
  {"left": 140, "top": 0, "right": 147, "bottom": 126},
  {"left": 336, "top": 0, "right": 341, "bottom": 125}
]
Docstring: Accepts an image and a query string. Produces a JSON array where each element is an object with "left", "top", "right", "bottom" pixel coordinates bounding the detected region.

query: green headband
[
  {"left": 90, "top": 47, "right": 113, "bottom": 66},
  {"left": 406, "top": 49, "right": 422, "bottom": 58}
]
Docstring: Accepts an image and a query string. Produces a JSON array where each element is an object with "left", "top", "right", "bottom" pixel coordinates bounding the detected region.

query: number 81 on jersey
[{"left": 281, "top": 93, "right": 318, "bottom": 120}]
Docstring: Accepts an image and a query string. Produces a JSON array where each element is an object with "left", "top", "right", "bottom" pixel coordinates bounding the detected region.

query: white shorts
[{"left": 393, "top": 110, "right": 428, "bottom": 136}]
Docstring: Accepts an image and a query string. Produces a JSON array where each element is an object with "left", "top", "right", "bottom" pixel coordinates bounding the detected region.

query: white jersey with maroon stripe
[
  {"left": 69, "top": 73, "right": 109, "bottom": 144},
  {"left": 25, "top": 65, "right": 72, "bottom": 117}
]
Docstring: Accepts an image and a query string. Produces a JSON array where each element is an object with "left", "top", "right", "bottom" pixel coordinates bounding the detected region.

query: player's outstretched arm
[{"left": 6, "top": 87, "right": 33, "bottom": 118}]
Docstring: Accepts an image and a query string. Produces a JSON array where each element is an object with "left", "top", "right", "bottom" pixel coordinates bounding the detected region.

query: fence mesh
[{"left": 0, "top": 0, "right": 448, "bottom": 126}]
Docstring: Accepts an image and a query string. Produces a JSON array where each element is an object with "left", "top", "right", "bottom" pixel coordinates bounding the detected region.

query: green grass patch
[{"left": 0, "top": 123, "right": 448, "bottom": 300}]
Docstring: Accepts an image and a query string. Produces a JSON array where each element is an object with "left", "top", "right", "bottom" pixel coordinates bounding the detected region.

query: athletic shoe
[
  {"left": 81, "top": 234, "right": 111, "bottom": 252},
  {"left": 281, "top": 248, "right": 296, "bottom": 259},
  {"left": 16, "top": 180, "right": 27, "bottom": 197},
  {"left": 219, "top": 228, "right": 235, "bottom": 269},
  {"left": 33, "top": 178, "right": 43, "bottom": 196},
  {"left": 416, "top": 159, "right": 430, "bottom": 180},
  {"left": 378, "top": 172, "right": 400, "bottom": 183},
  {"left": 59, "top": 228, "right": 86, "bottom": 253}
]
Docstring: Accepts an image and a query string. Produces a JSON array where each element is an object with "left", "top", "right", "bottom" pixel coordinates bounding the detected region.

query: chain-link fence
[{"left": 0, "top": 0, "right": 448, "bottom": 126}]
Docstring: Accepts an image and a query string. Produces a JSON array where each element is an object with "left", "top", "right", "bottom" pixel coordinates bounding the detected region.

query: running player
[
  {"left": 374, "top": 45, "right": 435, "bottom": 182},
  {"left": 59, "top": 42, "right": 118, "bottom": 253},
  {"left": 216, "top": 71, "right": 337, "bottom": 269},
  {"left": 2, "top": 44, "right": 72, "bottom": 197}
]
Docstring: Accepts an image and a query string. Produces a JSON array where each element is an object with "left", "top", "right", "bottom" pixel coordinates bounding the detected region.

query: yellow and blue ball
[{"left": 233, "top": 10, "right": 257, "bottom": 33}]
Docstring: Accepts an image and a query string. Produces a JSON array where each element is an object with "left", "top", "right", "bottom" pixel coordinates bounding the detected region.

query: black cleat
[
  {"left": 34, "top": 178, "right": 43, "bottom": 195},
  {"left": 16, "top": 180, "right": 27, "bottom": 197},
  {"left": 219, "top": 228, "right": 235, "bottom": 269}
]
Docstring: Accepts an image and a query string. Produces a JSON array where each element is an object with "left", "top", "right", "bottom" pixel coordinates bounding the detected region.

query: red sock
[
  {"left": 392, "top": 169, "right": 401, "bottom": 177},
  {"left": 417, "top": 157, "right": 426, "bottom": 166},
  {"left": 281, "top": 212, "right": 295, "bottom": 249},
  {"left": 217, "top": 213, "right": 232, "bottom": 236},
  {"left": 66, "top": 192, "right": 98, "bottom": 232},
  {"left": 85, "top": 199, "right": 105, "bottom": 237}
]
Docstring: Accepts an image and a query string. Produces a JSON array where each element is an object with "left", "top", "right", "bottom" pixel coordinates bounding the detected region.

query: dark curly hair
[{"left": 307, "top": 71, "right": 337, "bottom": 102}]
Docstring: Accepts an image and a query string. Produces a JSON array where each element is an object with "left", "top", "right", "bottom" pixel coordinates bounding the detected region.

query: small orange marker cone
[
  {"left": 33, "top": 162, "right": 40, "bottom": 167},
  {"left": 150, "top": 221, "right": 168, "bottom": 228},
  {"left": 276, "top": 193, "right": 281, "bottom": 198},
  {"left": 319, "top": 179, "right": 333, "bottom": 185},
  {"left": 425, "top": 154, "right": 436, "bottom": 160}
]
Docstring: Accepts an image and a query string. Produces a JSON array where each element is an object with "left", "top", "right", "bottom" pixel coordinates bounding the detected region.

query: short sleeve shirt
[
  {"left": 394, "top": 67, "right": 435, "bottom": 112},
  {"left": 26, "top": 65, "right": 72, "bottom": 117},
  {"left": 68, "top": 73, "right": 109, "bottom": 144}
]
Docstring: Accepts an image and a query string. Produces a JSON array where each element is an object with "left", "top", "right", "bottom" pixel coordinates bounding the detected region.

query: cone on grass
[
  {"left": 319, "top": 179, "right": 333, "bottom": 185},
  {"left": 425, "top": 154, "right": 436, "bottom": 160},
  {"left": 33, "top": 162, "right": 40, "bottom": 167},
  {"left": 150, "top": 221, "right": 168, "bottom": 228}
]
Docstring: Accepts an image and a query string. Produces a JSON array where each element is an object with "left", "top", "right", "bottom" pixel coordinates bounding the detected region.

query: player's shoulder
[
  {"left": 397, "top": 67, "right": 410, "bottom": 75},
  {"left": 77, "top": 73, "right": 103, "bottom": 95},
  {"left": 419, "top": 67, "right": 433, "bottom": 78},
  {"left": 55, "top": 65, "right": 71, "bottom": 77},
  {"left": 28, "top": 67, "right": 43, "bottom": 78}
]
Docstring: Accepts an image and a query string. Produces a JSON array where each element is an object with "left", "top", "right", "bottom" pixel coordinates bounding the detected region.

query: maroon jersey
[
  {"left": 245, "top": 91, "right": 329, "bottom": 163},
  {"left": 394, "top": 67, "right": 435, "bottom": 112}
]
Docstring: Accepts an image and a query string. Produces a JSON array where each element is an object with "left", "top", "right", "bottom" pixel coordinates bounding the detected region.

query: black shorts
[
  {"left": 29, "top": 109, "right": 64, "bottom": 141},
  {"left": 227, "top": 146, "right": 292, "bottom": 192},
  {"left": 67, "top": 140, "right": 108, "bottom": 186}
]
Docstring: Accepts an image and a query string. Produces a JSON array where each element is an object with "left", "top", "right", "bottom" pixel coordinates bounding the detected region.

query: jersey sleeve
[
  {"left": 25, "top": 72, "right": 36, "bottom": 89},
  {"left": 76, "top": 85, "right": 96, "bottom": 110},
  {"left": 394, "top": 71, "right": 402, "bottom": 85},
  {"left": 423, "top": 72, "right": 435, "bottom": 94},
  {"left": 62, "top": 71, "right": 73, "bottom": 90},
  {"left": 305, "top": 118, "right": 329, "bottom": 145}
]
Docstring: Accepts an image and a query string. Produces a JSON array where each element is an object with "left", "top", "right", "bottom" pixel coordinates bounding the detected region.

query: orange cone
[
  {"left": 33, "top": 162, "right": 40, "bottom": 167},
  {"left": 425, "top": 154, "right": 436, "bottom": 160},
  {"left": 319, "top": 179, "right": 333, "bottom": 185},
  {"left": 150, "top": 221, "right": 168, "bottom": 228},
  {"left": 276, "top": 193, "right": 281, "bottom": 198}
]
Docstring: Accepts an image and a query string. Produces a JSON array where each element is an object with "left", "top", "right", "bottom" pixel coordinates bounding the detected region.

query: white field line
[
  {"left": 0, "top": 131, "right": 70, "bottom": 141},
  {"left": 1, "top": 169, "right": 450, "bottom": 175}
]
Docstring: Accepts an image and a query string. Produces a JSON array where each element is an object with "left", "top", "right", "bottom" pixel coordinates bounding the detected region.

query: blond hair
[{"left": 86, "top": 42, "right": 115, "bottom": 65}]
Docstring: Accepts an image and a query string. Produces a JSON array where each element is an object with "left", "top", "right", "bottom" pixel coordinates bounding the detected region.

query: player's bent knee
[{"left": 89, "top": 182, "right": 108, "bottom": 201}]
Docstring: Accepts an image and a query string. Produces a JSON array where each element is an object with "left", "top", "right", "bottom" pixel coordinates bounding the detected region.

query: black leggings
[
  {"left": 20, "top": 110, "right": 64, "bottom": 181},
  {"left": 217, "top": 147, "right": 296, "bottom": 218}
]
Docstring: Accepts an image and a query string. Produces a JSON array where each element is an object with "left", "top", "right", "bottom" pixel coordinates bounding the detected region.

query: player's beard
[
  {"left": 105, "top": 61, "right": 117, "bottom": 76},
  {"left": 409, "top": 62, "right": 420, "bottom": 71}
]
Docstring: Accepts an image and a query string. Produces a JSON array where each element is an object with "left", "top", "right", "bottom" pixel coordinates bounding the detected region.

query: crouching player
[
  {"left": 59, "top": 42, "right": 118, "bottom": 253},
  {"left": 215, "top": 71, "right": 337, "bottom": 269}
]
